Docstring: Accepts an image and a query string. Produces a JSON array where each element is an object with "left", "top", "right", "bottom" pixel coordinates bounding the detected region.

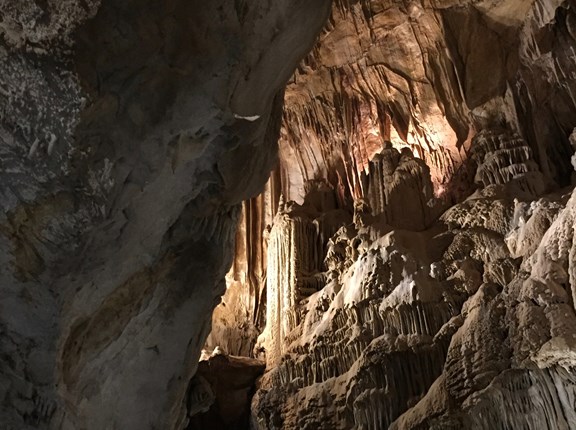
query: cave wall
[
  {"left": 206, "top": 0, "right": 576, "bottom": 429},
  {"left": 204, "top": 173, "right": 281, "bottom": 357},
  {"left": 251, "top": 135, "right": 576, "bottom": 429},
  {"left": 0, "top": 1, "right": 331, "bottom": 429},
  {"left": 278, "top": 0, "right": 576, "bottom": 206},
  {"left": 3, "top": 0, "right": 576, "bottom": 429}
]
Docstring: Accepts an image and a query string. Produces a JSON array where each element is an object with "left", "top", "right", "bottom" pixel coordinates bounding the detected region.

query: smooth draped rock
[{"left": 0, "top": 1, "right": 331, "bottom": 428}]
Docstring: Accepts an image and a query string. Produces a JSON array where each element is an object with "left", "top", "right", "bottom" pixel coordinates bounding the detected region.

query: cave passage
[{"left": 1, "top": 1, "right": 576, "bottom": 430}]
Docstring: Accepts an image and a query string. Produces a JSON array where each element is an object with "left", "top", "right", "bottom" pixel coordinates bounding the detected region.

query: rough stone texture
[
  {"left": 187, "top": 352, "right": 265, "bottom": 430},
  {"left": 277, "top": 0, "right": 576, "bottom": 206},
  {"left": 204, "top": 173, "right": 282, "bottom": 358},
  {"left": 4, "top": 0, "right": 576, "bottom": 429},
  {"left": 251, "top": 132, "right": 576, "bottom": 429},
  {"left": 244, "top": 0, "right": 576, "bottom": 428},
  {"left": 0, "top": 1, "right": 331, "bottom": 429}
]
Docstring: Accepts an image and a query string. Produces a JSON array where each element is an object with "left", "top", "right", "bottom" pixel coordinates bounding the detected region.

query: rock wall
[
  {"left": 4, "top": 0, "right": 576, "bottom": 429},
  {"left": 0, "top": 1, "right": 331, "bottom": 429},
  {"left": 244, "top": 0, "right": 576, "bottom": 429},
  {"left": 252, "top": 131, "right": 576, "bottom": 430},
  {"left": 187, "top": 352, "right": 265, "bottom": 430},
  {"left": 278, "top": 0, "right": 576, "bottom": 206},
  {"left": 205, "top": 173, "right": 281, "bottom": 358}
]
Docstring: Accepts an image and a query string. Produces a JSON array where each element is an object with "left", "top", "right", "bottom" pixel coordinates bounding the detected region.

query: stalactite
[
  {"left": 210, "top": 1, "right": 576, "bottom": 429},
  {"left": 252, "top": 123, "right": 576, "bottom": 429},
  {"left": 205, "top": 173, "right": 280, "bottom": 357},
  {"left": 258, "top": 182, "right": 351, "bottom": 366}
]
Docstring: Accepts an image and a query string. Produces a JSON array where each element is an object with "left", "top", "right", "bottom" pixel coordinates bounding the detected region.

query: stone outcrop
[
  {"left": 204, "top": 174, "right": 281, "bottom": 358},
  {"left": 258, "top": 182, "right": 351, "bottom": 366},
  {"left": 363, "top": 143, "right": 445, "bottom": 231},
  {"left": 251, "top": 129, "right": 576, "bottom": 428},
  {"left": 3, "top": 0, "right": 576, "bottom": 429},
  {"left": 244, "top": 0, "right": 576, "bottom": 429},
  {"left": 0, "top": 1, "right": 331, "bottom": 429},
  {"left": 187, "top": 352, "right": 265, "bottom": 430}
]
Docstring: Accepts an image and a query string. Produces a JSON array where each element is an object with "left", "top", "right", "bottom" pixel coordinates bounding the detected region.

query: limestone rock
[
  {"left": 187, "top": 353, "right": 265, "bottom": 430},
  {"left": 4, "top": 0, "right": 576, "bottom": 429},
  {"left": 0, "top": 1, "right": 331, "bottom": 428}
]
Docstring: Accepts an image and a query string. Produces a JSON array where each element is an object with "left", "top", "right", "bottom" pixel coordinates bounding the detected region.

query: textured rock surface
[
  {"left": 204, "top": 174, "right": 281, "bottom": 358},
  {"left": 241, "top": 0, "right": 576, "bottom": 429},
  {"left": 278, "top": 0, "right": 576, "bottom": 206},
  {"left": 4, "top": 0, "right": 576, "bottom": 429},
  {"left": 0, "top": 1, "right": 331, "bottom": 429},
  {"left": 251, "top": 136, "right": 576, "bottom": 429},
  {"left": 187, "top": 352, "right": 265, "bottom": 430}
]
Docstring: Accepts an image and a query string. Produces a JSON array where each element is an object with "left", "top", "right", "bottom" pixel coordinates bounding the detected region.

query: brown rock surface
[
  {"left": 3, "top": 0, "right": 576, "bottom": 429},
  {"left": 241, "top": 0, "right": 576, "bottom": 429},
  {"left": 187, "top": 353, "right": 265, "bottom": 430},
  {"left": 278, "top": 0, "right": 576, "bottom": 206}
]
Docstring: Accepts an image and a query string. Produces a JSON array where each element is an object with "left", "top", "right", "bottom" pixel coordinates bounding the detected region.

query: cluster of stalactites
[{"left": 258, "top": 185, "right": 351, "bottom": 365}]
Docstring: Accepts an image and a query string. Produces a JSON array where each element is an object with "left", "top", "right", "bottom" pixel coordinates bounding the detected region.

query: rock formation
[
  {"left": 210, "top": 0, "right": 576, "bottom": 429},
  {"left": 187, "top": 352, "right": 265, "bottom": 430},
  {"left": 3, "top": 0, "right": 576, "bottom": 429},
  {"left": 250, "top": 137, "right": 576, "bottom": 429},
  {"left": 0, "top": 1, "right": 331, "bottom": 429}
]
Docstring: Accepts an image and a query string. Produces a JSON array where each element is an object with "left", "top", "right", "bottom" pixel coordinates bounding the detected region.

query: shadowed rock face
[
  {"left": 0, "top": 1, "right": 331, "bottom": 428},
  {"left": 187, "top": 353, "right": 266, "bottom": 430}
]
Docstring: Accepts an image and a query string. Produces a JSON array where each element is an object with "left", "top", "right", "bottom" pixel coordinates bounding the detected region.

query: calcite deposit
[
  {"left": 3, "top": 0, "right": 576, "bottom": 429},
  {"left": 210, "top": 0, "right": 576, "bottom": 429},
  {"left": 250, "top": 139, "right": 576, "bottom": 429}
]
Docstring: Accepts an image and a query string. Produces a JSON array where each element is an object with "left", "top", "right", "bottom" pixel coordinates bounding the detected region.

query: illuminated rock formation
[
  {"left": 3, "top": 0, "right": 576, "bottom": 429},
  {"left": 363, "top": 143, "right": 444, "bottom": 231},
  {"left": 251, "top": 134, "right": 576, "bottom": 428},
  {"left": 246, "top": 1, "right": 576, "bottom": 429},
  {"left": 278, "top": 0, "right": 576, "bottom": 206}
]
